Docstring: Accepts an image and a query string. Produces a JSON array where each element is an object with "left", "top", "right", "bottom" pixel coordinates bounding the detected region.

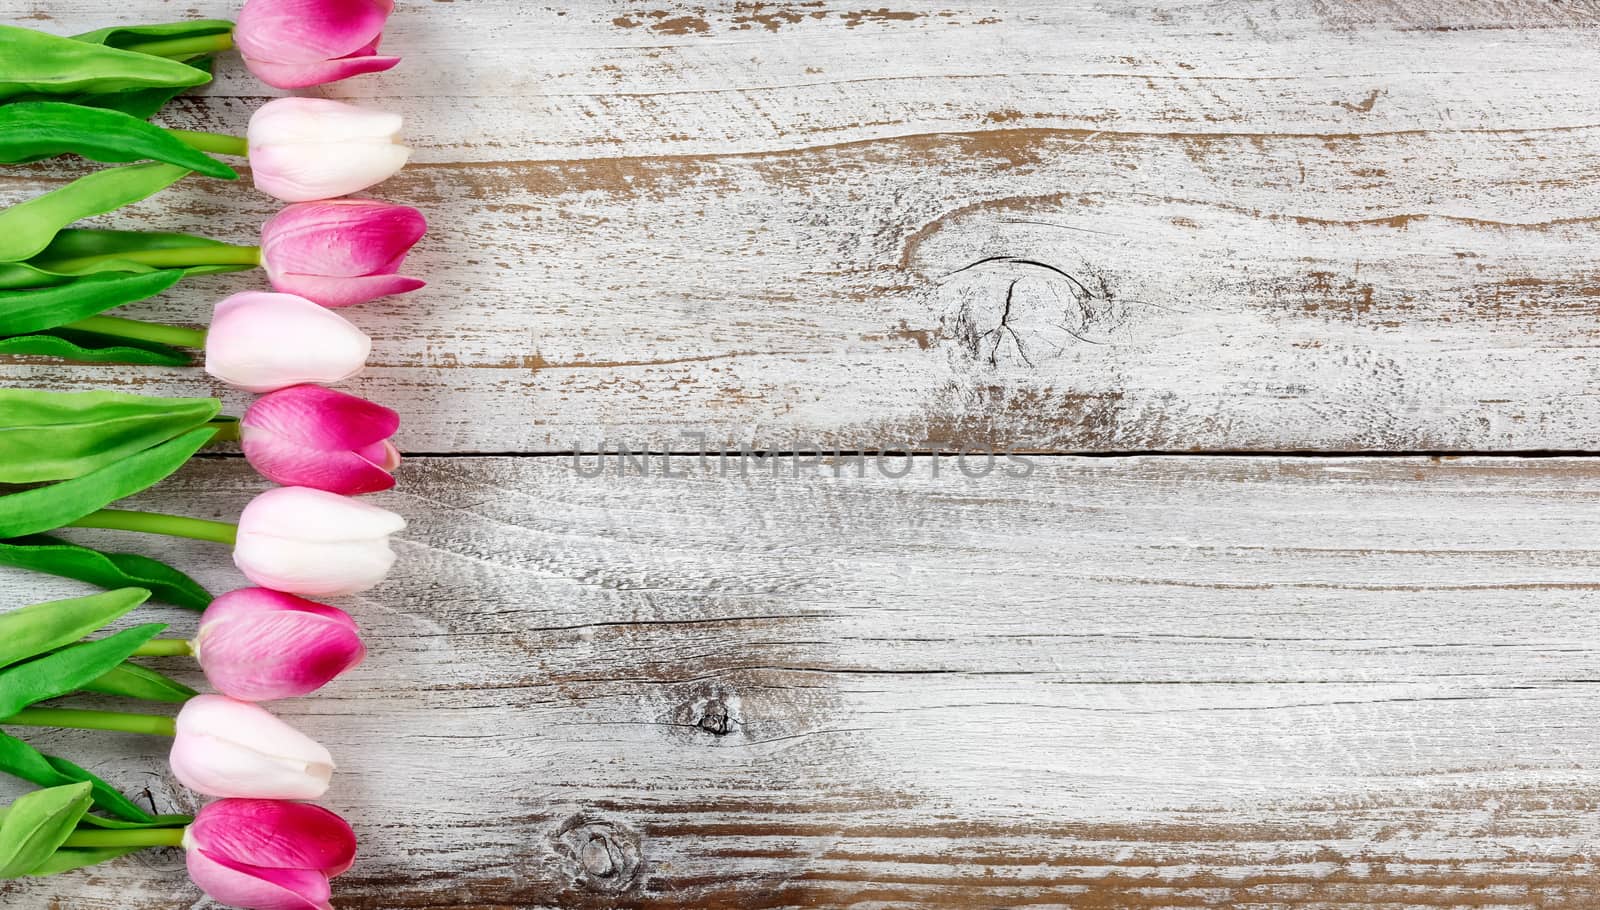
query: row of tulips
[{"left": 0, "top": 1, "right": 411, "bottom": 908}]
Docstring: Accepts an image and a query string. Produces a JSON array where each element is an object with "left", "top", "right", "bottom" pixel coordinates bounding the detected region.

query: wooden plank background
[{"left": 3, "top": 0, "right": 1600, "bottom": 908}]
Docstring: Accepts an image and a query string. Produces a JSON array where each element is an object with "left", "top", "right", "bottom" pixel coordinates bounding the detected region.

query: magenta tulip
[
  {"left": 236, "top": 0, "right": 399, "bottom": 90},
  {"left": 260, "top": 200, "right": 426, "bottom": 308},
  {"left": 197, "top": 589, "right": 366, "bottom": 702},
  {"left": 242, "top": 386, "right": 401, "bottom": 495},
  {"left": 186, "top": 799, "right": 356, "bottom": 910},
  {"left": 171, "top": 696, "right": 335, "bottom": 800}
]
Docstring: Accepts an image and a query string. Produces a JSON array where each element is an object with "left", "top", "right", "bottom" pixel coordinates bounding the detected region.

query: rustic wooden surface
[
  {"left": 5, "top": 0, "right": 1600, "bottom": 451},
  {"left": 6, "top": 457, "right": 1600, "bottom": 910},
  {"left": 4, "top": 0, "right": 1600, "bottom": 908}
]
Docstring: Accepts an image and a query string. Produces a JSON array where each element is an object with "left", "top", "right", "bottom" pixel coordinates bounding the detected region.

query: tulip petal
[
  {"left": 234, "top": 536, "right": 398, "bottom": 597},
  {"left": 269, "top": 272, "right": 425, "bottom": 308},
  {"left": 200, "top": 610, "right": 365, "bottom": 701},
  {"left": 192, "top": 799, "right": 357, "bottom": 875},
  {"left": 245, "top": 385, "right": 399, "bottom": 453},
  {"left": 248, "top": 98, "right": 403, "bottom": 145},
  {"left": 205, "top": 293, "right": 371, "bottom": 393},
  {"left": 238, "top": 487, "right": 405, "bottom": 542},
  {"left": 237, "top": 0, "right": 392, "bottom": 62},
  {"left": 234, "top": 487, "right": 404, "bottom": 595},
  {"left": 203, "top": 588, "right": 361, "bottom": 634},
  {"left": 251, "top": 141, "right": 411, "bottom": 203},
  {"left": 244, "top": 435, "right": 399, "bottom": 495},
  {"left": 172, "top": 696, "right": 334, "bottom": 799},
  {"left": 188, "top": 850, "right": 332, "bottom": 910},
  {"left": 244, "top": 54, "right": 401, "bottom": 90},
  {"left": 262, "top": 200, "right": 427, "bottom": 278}
]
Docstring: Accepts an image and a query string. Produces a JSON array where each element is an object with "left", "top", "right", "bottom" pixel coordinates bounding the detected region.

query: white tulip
[
  {"left": 170, "top": 695, "right": 334, "bottom": 799},
  {"left": 233, "top": 486, "right": 406, "bottom": 596},
  {"left": 248, "top": 97, "right": 411, "bottom": 202},
  {"left": 204, "top": 292, "right": 371, "bottom": 393}
]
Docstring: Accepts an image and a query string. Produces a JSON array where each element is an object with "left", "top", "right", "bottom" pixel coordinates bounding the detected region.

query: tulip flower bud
[
  {"left": 197, "top": 588, "right": 366, "bottom": 701},
  {"left": 243, "top": 385, "right": 401, "bottom": 495},
  {"left": 185, "top": 798, "right": 356, "bottom": 910},
  {"left": 205, "top": 292, "right": 371, "bottom": 393},
  {"left": 237, "top": 0, "right": 400, "bottom": 90},
  {"left": 261, "top": 199, "right": 427, "bottom": 308},
  {"left": 234, "top": 486, "right": 405, "bottom": 596},
  {"left": 171, "top": 695, "right": 335, "bottom": 799},
  {"left": 248, "top": 98, "right": 410, "bottom": 203}
]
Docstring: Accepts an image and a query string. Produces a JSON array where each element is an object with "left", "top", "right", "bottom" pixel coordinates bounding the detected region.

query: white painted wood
[
  {"left": 2, "top": 456, "right": 1600, "bottom": 907},
  {"left": 4, "top": 1, "right": 1600, "bottom": 451}
]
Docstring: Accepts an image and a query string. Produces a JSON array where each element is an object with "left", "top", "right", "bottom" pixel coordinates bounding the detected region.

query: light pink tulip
[
  {"left": 171, "top": 695, "right": 335, "bottom": 799},
  {"left": 236, "top": 0, "right": 399, "bottom": 90},
  {"left": 205, "top": 292, "right": 371, "bottom": 394},
  {"left": 196, "top": 588, "right": 366, "bottom": 702},
  {"left": 248, "top": 98, "right": 410, "bottom": 203},
  {"left": 243, "top": 386, "right": 401, "bottom": 495},
  {"left": 234, "top": 487, "right": 405, "bottom": 596},
  {"left": 185, "top": 798, "right": 356, "bottom": 910},
  {"left": 261, "top": 200, "right": 426, "bottom": 308}
]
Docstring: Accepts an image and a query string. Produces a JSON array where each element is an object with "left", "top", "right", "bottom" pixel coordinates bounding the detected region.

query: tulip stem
[
  {"left": 61, "top": 827, "right": 188, "bottom": 849},
  {"left": 46, "top": 245, "right": 261, "bottom": 272},
  {"left": 1, "top": 708, "right": 176, "bottom": 737},
  {"left": 132, "top": 639, "right": 195, "bottom": 658},
  {"left": 62, "top": 315, "right": 207, "bottom": 350},
  {"left": 206, "top": 418, "right": 242, "bottom": 443},
  {"left": 119, "top": 32, "right": 236, "bottom": 59},
  {"left": 169, "top": 129, "right": 249, "bottom": 158},
  {"left": 68, "top": 509, "right": 239, "bottom": 546}
]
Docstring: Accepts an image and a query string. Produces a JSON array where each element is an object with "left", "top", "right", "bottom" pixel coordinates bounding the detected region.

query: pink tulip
[
  {"left": 171, "top": 695, "right": 335, "bottom": 799},
  {"left": 234, "top": 487, "right": 405, "bottom": 596},
  {"left": 248, "top": 98, "right": 410, "bottom": 203},
  {"left": 205, "top": 292, "right": 371, "bottom": 394},
  {"left": 261, "top": 200, "right": 427, "bottom": 308},
  {"left": 196, "top": 588, "right": 366, "bottom": 701},
  {"left": 185, "top": 798, "right": 356, "bottom": 910},
  {"left": 243, "top": 386, "right": 401, "bottom": 495},
  {"left": 236, "top": 0, "right": 399, "bottom": 90}
]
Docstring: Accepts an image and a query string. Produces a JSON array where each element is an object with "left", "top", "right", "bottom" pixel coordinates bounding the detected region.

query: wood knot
[
  {"left": 552, "top": 814, "right": 643, "bottom": 894},
  {"left": 942, "top": 255, "right": 1123, "bottom": 367},
  {"left": 668, "top": 683, "right": 744, "bottom": 742}
]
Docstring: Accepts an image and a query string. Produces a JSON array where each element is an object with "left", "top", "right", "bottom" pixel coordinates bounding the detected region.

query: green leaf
[
  {"left": 0, "top": 388, "right": 220, "bottom": 483},
  {"left": 0, "top": 270, "right": 183, "bottom": 335},
  {"left": 0, "top": 588, "right": 150, "bottom": 669},
  {"left": 57, "top": 57, "right": 214, "bottom": 121},
  {"left": 0, "top": 26, "right": 209, "bottom": 101},
  {"left": 82, "top": 661, "right": 196, "bottom": 704},
  {"left": 72, "top": 20, "right": 235, "bottom": 53},
  {"left": 0, "top": 426, "right": 216, "bottom": 539},
  {"left": 0, "top": 331, "right": 189, "bottom": 366},
  {"left": 0, "top": 536, "right": 211, "bottom": 610},
  {"left": 73, "top": 811, "right": 190, "bottom": 830},
  {"left": 0, "top": 162, "right": 191, "bottom": 263},
  {"left": 24, "top": 844, "right": 142, "bottom": 876},
  {"left": 0, "top": 782, "right": 92, "bottom": 878},
  {"left": 0, "top": 731, "right": 151, "bottom": 822},
  {"left": 26, "top": 228, "right": 250, "bottom": 278},
  {"left": 0, "top": 102, "right": 235, "bottom": 178},
  {"left": 41, "top": 754, "right": 152, "bottom": 823},
  {"left": 0, "top": 624, "right": 165, "bottom": 717},
  {"left": 0, "top": 230, "right": 251, "bottom": 291}
]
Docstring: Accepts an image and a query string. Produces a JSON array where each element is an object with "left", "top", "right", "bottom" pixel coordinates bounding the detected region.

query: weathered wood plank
[
  {"left": 4, "top": 1, "right": 1600, "bottom": 451},
  {"left": 4, "top": 455, "right": 1600, "bottom": 908}
]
